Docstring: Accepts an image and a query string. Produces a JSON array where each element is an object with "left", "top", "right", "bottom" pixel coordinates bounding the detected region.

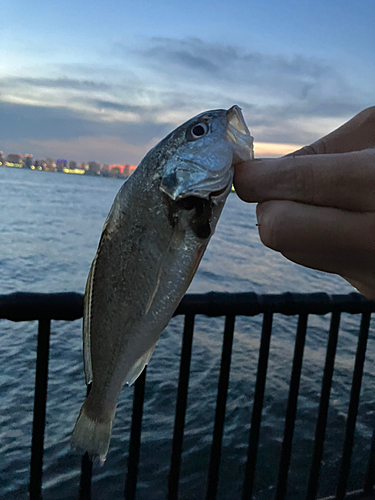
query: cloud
[
  {"left": 6, "top": 77, "right": 112, "bottom": 92},
  {"left": 236, "top": 100, "right": 361, "bottom": 145},
  {"left": 0, "top": 101, "right": 174, "bottom": 163},
  {"left": 141, "top": 40, "right": 222, "bottom": 74},
  {"left": 94, "top": 100, "right": 143, "bottom": 112},
  {"left": 137, "top": 37, "right": 346, "bottom": 102},
  {"left": 1, "top": 37, "right": 371, "bottom": 164},
  {"left": 141, "top": 36, "right": 326, "bottom": 78},
  {"left": 134, "top": 37, "right": 366, "bottom": 122},
  {"left": 0, "top": 101, "right": 172, "bottom": 141}
]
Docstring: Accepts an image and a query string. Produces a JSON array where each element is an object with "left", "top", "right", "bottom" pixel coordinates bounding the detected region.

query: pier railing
[{"left": 0, "top": 291, "right": 374, "bottom": 500}]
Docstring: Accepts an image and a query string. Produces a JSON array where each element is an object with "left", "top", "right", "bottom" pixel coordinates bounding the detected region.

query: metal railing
[{"left": 0, "top": 291, "right": 375, "bottom": 500}]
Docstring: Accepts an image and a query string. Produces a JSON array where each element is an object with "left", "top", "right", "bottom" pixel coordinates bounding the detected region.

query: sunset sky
[{"left": 1, "top": 0, "right": 374, "bottom": 165}]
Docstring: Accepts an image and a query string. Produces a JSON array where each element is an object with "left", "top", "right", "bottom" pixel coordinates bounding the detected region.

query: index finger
[{"left": 234, "top": 148, "right": 375, "bottom": 211}]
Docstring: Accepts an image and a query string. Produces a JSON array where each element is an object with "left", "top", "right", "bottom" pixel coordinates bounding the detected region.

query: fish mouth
[{"left": 226, "top": 105, "right": 254, "bottom": 163}]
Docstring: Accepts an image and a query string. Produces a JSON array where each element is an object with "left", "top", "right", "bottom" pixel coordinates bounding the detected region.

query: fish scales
[
  {"left": 86, "top": 171, "right": 206, "bottom": 407},
  {"left": 72, "top": 106, "right": 254, "bottom": 461}
]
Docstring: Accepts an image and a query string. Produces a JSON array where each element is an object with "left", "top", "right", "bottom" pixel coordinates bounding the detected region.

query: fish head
[{"left": 160, "top": 105, "right": 253, "bottom": 203}]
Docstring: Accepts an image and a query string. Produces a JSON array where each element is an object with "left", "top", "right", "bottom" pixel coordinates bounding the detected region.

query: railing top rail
[
  {"left": 1, "top": 291, "right": 374, "bottom": 322},
  {"left": 176, "top": 291, "right": 375, "bottom": 317},
  {"left": 0, "top": 292, "right": 83, "bottom": 321}
]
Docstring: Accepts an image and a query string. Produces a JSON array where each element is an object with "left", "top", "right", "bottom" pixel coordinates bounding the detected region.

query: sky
[{"left": 1, "top": 0, "right": 374, "bottom": 165}]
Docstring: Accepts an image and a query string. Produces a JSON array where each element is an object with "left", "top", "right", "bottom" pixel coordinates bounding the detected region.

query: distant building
[
  {"left": 108, "top": 164, "right": 126, "bottom": 178},
  {"left": 56, "top": 159, "right": 67, "bottom": 172},
  {"left": 45, "top": 158, "right": 56, "bottom": 171},
  {"left": 24, "top": 154, "right": 33, "bottom": 169},
  {"left": 6, "top": 153, "right": 23, "bottom": 166},
  {"left": 34, "top": 159, "right": 48, "bottom": 171},
  {"left": 123, "top": 164, "right": 137, "bottom": 177},
  {"left": 101, "top": 164, "right": 110, "bottom": 177},
  {"left": 108, "top": 165, "right": 122, "bottom": 177},
  {"left": 87, "top": 161, "right": 101, "bottom": 175}
]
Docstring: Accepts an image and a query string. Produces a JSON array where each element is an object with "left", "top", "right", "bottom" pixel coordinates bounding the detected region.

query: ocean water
[{"left": 0, "top": 167, "right": 373, "bottom": 499}]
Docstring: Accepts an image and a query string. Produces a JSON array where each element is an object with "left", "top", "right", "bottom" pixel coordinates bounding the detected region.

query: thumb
[{"left": 233, "top": 149, "right": 375, "bottom": 211}]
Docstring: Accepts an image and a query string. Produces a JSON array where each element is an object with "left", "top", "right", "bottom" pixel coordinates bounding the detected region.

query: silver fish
[{"left": 71, "top": 105, "right": 253, "bottom": 462}]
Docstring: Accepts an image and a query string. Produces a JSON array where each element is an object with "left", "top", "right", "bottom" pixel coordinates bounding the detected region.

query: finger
[
  {"left": 234, "top": 148, "right": 375, "bottom": 211},
  {"left": 290, "top": 106, "right": 375, "bottom": 156},
  {"left": 280, "top": 250, "right": 375, "bottom": 301},
  {"left": 343, "top": 277, "right": 375, "bottom": 301},
  {"left": 256, "top": 200, "right": 375, "bottom": 277}
]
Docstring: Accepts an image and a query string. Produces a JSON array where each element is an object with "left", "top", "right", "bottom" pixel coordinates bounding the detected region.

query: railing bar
[
  {"left": 2, "top": 292, "right": 375, "bottom": 321},
  {"left": 363, "top": 426, "right": 375, "bottom": 495},
  {"left": 124, "top": 367, "right": 147, "bottom": 500},
  {"left": 168, "top": 314, "right": 195, "bottom": 500},
  {"left": 336, "top": 312, "right": 371, "bottom": 500},
  {"left": 29, "top": 319, "right": 51, "bottom": 500},
  {"left": 79, "top": 384, "right": 93, "bottom": 500},
  {"left": 306, "top": 311, "right": 341, "bottom": 500},
  {"left": 242, "top": 312, "right": 273, "bottom": 500},
  {"left": 206, "top": 315, "right": 235, "bottom": 500},
  {"left": 275, "top": 313, "right": 308, "bottom": 500}
]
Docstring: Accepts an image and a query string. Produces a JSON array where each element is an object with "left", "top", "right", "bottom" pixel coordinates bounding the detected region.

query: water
[{"left": 0, "top": 167, "right": 373, "bottom": 499}]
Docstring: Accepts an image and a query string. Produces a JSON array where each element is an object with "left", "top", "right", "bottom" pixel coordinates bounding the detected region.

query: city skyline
[
  {"left": 1, "top": 1, "right": 374, "bottom": 164},
  {"left": 0, "top": 150, "right": 137, "bottom": 177}
]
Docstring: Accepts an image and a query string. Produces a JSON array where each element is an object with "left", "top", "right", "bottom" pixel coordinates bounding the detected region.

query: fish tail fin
[{"left": 71, "top": 402, "right": 113, "bottom": 464}]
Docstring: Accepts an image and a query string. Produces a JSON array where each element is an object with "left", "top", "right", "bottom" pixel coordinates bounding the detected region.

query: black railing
[{"left": 0, "top": 291, "right": 375, "bottom": 500}]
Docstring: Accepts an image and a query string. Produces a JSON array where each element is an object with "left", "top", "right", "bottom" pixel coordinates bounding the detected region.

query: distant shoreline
[{"left": 0, "top": 163, "right": 130, "bottom": 180}]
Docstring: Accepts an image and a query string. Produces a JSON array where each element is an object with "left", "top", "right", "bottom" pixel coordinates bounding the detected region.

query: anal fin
[{"left": 125, "top": 342, "right": 157, "bottom": 386}]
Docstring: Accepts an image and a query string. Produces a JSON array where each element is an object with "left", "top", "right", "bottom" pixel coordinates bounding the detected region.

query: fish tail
[{"left": 71, "top": 402, "right": 114, "bottom": 464}]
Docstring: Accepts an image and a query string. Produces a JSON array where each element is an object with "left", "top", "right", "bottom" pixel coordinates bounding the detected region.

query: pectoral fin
[{"left": 125, "top": 342, "right": 157, "bottom": 386}]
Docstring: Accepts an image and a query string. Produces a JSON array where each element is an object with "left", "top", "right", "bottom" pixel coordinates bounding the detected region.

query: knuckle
[
  {"left": 292, "top": 141, "right": 327, "bottom": 156},
  {"left": 291, "top": 145, "right": 318, "bottom": 156},
  {"left": 257, "top": 201, "right": 290, "bottom": 251},
  {"left": 359, "top": 106, "right": 375, "bottom": 123}
]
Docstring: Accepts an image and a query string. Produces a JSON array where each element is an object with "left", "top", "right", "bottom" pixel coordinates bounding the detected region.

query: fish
[{"left": 71, "top": 105, "right": 254, "bottom": 462}]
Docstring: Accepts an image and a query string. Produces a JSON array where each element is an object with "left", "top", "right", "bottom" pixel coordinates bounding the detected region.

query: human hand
[{"left": 233, "top": 106, "right": 375, "bottom": 300}]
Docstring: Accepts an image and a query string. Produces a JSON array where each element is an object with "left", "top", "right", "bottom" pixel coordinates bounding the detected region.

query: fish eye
[{"left": 187, "top": 122, "right": 209, "bottom": 141}]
